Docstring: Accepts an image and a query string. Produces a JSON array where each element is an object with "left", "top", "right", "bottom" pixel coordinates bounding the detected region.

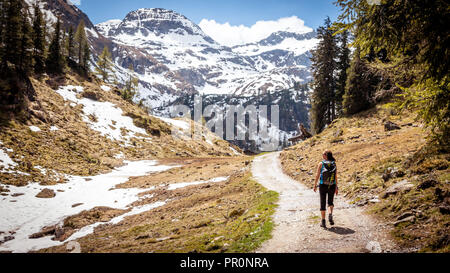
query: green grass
[
  {"left": 227, "top": 185, "right": 279, "bottom": 252},
  {"left": 176, "top": 176, "right": 279, "bottom": 253}
]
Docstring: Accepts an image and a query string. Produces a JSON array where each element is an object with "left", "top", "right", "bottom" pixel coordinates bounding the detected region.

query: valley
[{"left": 0, "top": 0, "right": 448, "bottom": 255}]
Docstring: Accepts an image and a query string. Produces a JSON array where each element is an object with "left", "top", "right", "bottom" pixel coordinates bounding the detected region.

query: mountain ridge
[{"left": 95, "top": 7, "right": 318, "bottom": 105}]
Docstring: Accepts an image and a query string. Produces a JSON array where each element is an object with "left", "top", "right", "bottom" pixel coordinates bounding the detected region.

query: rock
[
  {"left": 394, "top": 216, "right": 415, "bottom": 226},
  {"left": 212, "top": 236, "right": 225, "bottom": 243},
  {"left": 382, "top": 180, "right": 414, "bottom": 198},
  {"left": 35, "top": 188, "right": 56, "bottom": 198},
  {"left": 349, "top": 135, "right": 361, "bottom": 140},
  {"left": 417, "top": 178, "right": 438, "bottom": 190},
  {"left": 54, "top": 226, "right": 66, "bottom": 241},
  {"left": 434, "top": 188, "right": 449, "bottom": 202},
  {"left": 439, "top": 205, "right": 450, "bottom": 215},
  {"left": 382, "top": 167, "right": 405, "bottom": 182},
  {"left": 29, "top": 226, "right": 56, "bottom": 239},
  {"left": 11, "top": 193, "right": 24, "bottom": 197},
  {"left": 229, "top": 209, "right": 245, "bottom": 218},
  {"left": 382, "top": 173, "right": 391, "bottom": 182},
  {"left": 81, "top": 90, "right": 102, "bottom": 101},
  {"left": 397, "top": 212, "right": 415, "bottom": 221},
  {"left": 0, "top": 235, "right": 15, "bottom": 244},
  {"left": 135, "top": 234, "right": 150, "bottom": 240},
  {"left": 384, "top": 121, "right": 401, "bottom": 131}
]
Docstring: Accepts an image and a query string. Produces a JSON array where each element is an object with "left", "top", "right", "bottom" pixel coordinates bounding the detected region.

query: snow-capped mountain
[
  {"left": 24, "top": 2, "right": 317, "bottom": 110},
  {"left": 96, "top": 8, "right": 318, "bottom": 107},
  {"left": 22, "top": 2, "right": 316, "bottom": 150}
]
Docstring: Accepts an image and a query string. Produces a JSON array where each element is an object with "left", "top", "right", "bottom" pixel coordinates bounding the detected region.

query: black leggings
[{"left": 319, "top": 184, "right": 336, "bottom": 211}]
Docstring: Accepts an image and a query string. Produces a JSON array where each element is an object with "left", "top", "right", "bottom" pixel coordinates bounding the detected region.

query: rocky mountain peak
[{"left": 109, "top": 8, "right": 208, "bottom": 39}]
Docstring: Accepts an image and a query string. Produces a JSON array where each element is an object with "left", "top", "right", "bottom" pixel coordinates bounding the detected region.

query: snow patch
[
  {"left": 100, "top": 85, "right": 111, "bottom": 92},
  {"left": 56, "top": 85, "right": 150, "bottom": 144},
  {"left": 66, "top": 201, "right": 166, "bottom": 242},
  {"left": 167, "top": 176, "right": 229, "bottom": 190},
  {"left": 29, "top": 126, "right": 41, "bottom": 132},
  {"left": 0, "top": 150, "right": 18, "bottom": 171},
  {"left": 0, "top": 160, "right": 177, "bottom": 253},
  {"left": 155, "top": 116, "right": 190, "bottom": 131}
]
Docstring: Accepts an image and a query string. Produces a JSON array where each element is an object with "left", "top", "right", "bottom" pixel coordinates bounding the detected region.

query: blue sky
[{"left": 77, "top": 0, "right": 341, "bottom": 30}]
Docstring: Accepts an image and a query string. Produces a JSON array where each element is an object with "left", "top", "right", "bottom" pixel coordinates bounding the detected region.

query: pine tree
[
  {"left": 335, "top": 30, "right": 350, "bottom": 115},
  {"left": 121, "top": 64, "right": 138, "bottom": 102},
  {"left": 335, "top": 0, "right": 449, "bottom": 145},
  {"left": 46, "top": 18, "right": 64, "bottom": 73},
  {"left": 67, "top": 25, "right": 75, "bottom": 60},
  {"left": 82, "top": 41, "right": 90, "bottom": 72},
  {"left": 19, "top": 12, "right": 33, "bottom": 73},
  {"left": 32, "top": 4, "right": 46, "bottom": 74},
  {"left": 3, "top": 0, "right": 22, "bottom": 68},
  {"left": 309, "top": 17, "right": 338, "bottom": 134},
  {"left": 342, "top": 48, "right": 373, "bottom": 115},
  {"left": 95, "top": 46, "right": 113, "bottom": 82},
  {"left": 75, "top": 20, "right": 86, "bottom": 66}
]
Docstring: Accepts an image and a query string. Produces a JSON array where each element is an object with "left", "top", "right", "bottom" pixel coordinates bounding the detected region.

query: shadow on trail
[{"left": 326, "top": 226, "right": 355, "bottom": 235}]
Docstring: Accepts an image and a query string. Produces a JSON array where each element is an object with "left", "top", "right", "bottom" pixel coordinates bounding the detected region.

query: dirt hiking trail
[{"left": 252, "top": 152, "right": 400, "bottom": 253}]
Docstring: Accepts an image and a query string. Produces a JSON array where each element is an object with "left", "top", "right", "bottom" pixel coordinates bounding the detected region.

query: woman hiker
[{"left": 314, "top": 150, "right": 339, "bottom": 228}]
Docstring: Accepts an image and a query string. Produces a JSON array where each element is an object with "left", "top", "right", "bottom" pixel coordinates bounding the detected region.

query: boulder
[
  {"left": 81, "top": 90, "right": 102, "bottom": 101},
  {"left": 384, "top": 121, "right": 401, "bottom": 131},
  {"left": 382, "top": 180, "right": 414, "bottom": 198},
  {"left": 382, "top": 167, "right": 405, "bottom": 182},
  {"left": 35, "top": 188, "right": 56, "bottom": 198}
]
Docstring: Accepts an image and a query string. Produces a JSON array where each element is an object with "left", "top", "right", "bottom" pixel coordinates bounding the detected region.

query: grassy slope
[
  {"left": 0, "top": 73, "right": 238, "bottom": 187},
  {"left": 38, "top": 168, "right": 278, "bottom": 253},
  {"left": 280, "top": 104, "right": 449, "bottom": 252}
]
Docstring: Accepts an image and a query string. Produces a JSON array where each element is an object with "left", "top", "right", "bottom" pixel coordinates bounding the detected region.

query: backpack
[{"left": 321, "top": 161, "right": 336, "bottom": 185}]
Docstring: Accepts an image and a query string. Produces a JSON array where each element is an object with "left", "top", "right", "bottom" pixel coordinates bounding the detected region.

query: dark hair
[{"left": 324, "top": 150, "right": 336, "bottom": 162}]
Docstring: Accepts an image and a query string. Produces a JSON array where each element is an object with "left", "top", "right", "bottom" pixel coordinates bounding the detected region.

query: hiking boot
[
  {"left": 329, "top": 214, "right": 335, "bottom": 226},
  {"left": 320, "top": 219, "right": 326, "bottom": 228}
]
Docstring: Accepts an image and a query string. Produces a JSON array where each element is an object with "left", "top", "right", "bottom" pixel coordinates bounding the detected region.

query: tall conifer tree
[
  {"left": 46, "top": 18, "right": 64, "bottom": 73},
  {"left": 342, "top": 48, "right": 373, "bottom": 115},
  {"left": 336, "top": 30, "right": 350, "bottom": 115},
  {"left": 19, "top": 12, "right": 33, "bottom": 72},
  {"left": 32, "top": 4, "right": 46, "bottom": 73},
  {"left": 82, "top": 41, "right": 90, "bottom": 72},
  {"left": 75, "top": 20, "right": 86, "bottom": 66},
  {"left": 4, "top": 0, "right": 22, "bottom": 67},
  {"left": 95, "top": 46, "right": 113, "bottom": 82},
  {"left": 309, "top": 17, "right": 338, "bottom": 134},
  {"left": 67, "top": 25, "right": 75, "bottom": 60}
]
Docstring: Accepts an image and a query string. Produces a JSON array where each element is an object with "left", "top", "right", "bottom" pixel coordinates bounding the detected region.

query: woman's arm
[
  {"left": 314, "top": 162, "right": 322, "bottom": 192},
  {"left": 335, "top": 168, "right": 339, "bottom": 195}
]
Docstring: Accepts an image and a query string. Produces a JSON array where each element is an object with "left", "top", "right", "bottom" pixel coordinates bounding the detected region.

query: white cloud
[{"left": 199, "top": 16, "right": 313, "bottom": 47}]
